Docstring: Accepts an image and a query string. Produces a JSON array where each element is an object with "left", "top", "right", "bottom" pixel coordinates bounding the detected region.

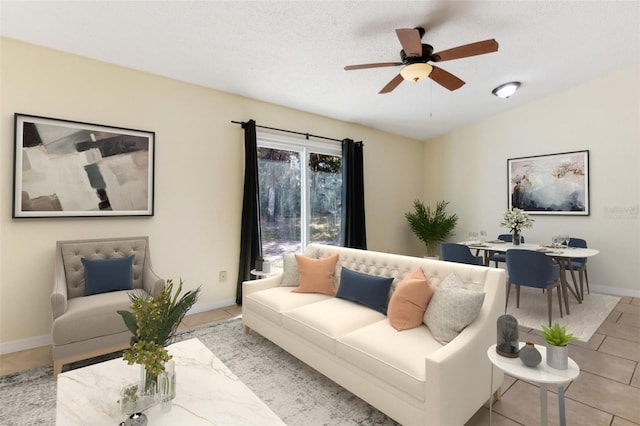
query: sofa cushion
[
  {"left": 336, "top": 319, "right": 443, "bottom": 401},
  {"left": 244, "top": 287, "right": 332, "bottom": 325},
  {"left": 52, "top": 290, "right": 140, "bottom": 345},
  {"left": 82, "top": 256, "right": 134, "bottom": 296},
  {"left": 424, "top": 272, "right": 486, "bottom": 345},
  {"left": 335, "top": 267, "right": 393, "bottom": 314},
  {"left": 283, "top": 298, "right": 386, "bottom": 354},
  {"left": 388, "top": 268, "right": 435, "bottom": 331},
  {"left": 292, "top": 254, "right": 338, "bottom": 296}
]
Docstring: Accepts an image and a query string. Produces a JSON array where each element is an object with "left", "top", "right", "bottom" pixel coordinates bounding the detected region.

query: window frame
[{"left": 257, "top": 131, "right": 342, "bottom": 252}]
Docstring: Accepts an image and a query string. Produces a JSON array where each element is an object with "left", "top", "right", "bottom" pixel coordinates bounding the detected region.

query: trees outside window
[{"left": 257, "top": 134, "right": 341, "bottom": 261}]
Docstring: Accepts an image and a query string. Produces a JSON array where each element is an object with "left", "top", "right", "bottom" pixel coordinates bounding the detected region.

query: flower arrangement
[
  {"left": 500, "top": 207, "right": 534, "bottom": 233},
  {"left": 117, "top": 278, "right": 200, "bottom": 387}
]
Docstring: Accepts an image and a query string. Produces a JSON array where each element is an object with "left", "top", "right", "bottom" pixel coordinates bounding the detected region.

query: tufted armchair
[{"left": 51, "top": 236, "right": 164, "bottom": 378}]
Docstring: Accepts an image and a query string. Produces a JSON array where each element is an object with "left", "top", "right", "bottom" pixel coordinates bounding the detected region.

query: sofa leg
[
  {"left": 493, "top": 386, "right": 502, "bottom": 401},
  {"left": 243, "top": 325, "right": 251, "bottom": 334},
  {"left": 53, "top": 360, "right": 63, "bottom": 380}
]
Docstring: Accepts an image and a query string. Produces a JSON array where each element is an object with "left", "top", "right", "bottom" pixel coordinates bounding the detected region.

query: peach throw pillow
[
  {"left": 292, "top": 254, "right": 339, "bottom": 296},
  {"left": 388, "top": 268, "right": 435, "bottom": 331}
]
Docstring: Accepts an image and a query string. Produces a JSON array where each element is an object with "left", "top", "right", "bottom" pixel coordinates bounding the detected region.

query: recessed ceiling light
[{"left": 492, "top": 81, "right": 521, "bottom": 98}]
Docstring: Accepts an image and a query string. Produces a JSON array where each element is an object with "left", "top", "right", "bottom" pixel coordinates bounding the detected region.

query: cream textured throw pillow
[
  {"left": 388, "top": 268, "right": 435, "bottom": 331},
  {"left": 424, "top": 272, "right": 485, "bottom": 345}
]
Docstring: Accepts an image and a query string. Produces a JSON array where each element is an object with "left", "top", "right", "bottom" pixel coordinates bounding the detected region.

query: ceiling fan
[{"left": 344, "top": 27, "right": 498, "bottom": 94}]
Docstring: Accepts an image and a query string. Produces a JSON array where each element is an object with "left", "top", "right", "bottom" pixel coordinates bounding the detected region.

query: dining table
[{"left": 462, "top": 240, "right": 599, "bottom": 315}]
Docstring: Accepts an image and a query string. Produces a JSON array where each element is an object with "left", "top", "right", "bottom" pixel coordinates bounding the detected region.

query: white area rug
[
  {"left": 506, "top": 286, "right": 619, "bottom": 341},
  {"left": 0, "top": 318, "right": 397, "bottom": 426}
]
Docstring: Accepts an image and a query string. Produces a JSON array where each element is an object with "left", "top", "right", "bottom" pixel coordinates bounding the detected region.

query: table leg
[
  {"left": 554, "top": 258, "right": 572, "bottom": 315},
  {"left": 566, "top": 258, "right": 582, "bottom": 304},
  {"left": 558, "top": 385, "right": 567, "bottom": 426},
  {"left": 489, "top": 364, "right": 494, "bottom": 426},
  {"left": 540, "top": 383, "right": 548, "bottom": 426}
]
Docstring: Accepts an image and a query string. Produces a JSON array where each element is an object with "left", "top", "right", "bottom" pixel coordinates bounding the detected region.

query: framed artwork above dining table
[{"left": 507, "top": 150, "right": 589, "bottom": 216}]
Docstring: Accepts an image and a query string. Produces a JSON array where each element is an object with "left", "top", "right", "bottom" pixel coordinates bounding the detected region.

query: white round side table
[
  {"left": 249, "top": 269, "right": 277, "bottom": 279},
  {"left": 487, "top": 342, "right": 579, "bottom": 426}
]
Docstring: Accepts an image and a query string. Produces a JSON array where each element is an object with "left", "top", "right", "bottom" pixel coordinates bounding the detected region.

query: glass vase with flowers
[
  {"left": 117, "top": 278, "right": 200, "bottom": 398},
  {"left": 500, "top": 208, "right": 534, "bottom": 245}
]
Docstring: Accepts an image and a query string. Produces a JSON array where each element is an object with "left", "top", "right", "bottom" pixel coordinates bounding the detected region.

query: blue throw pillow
[
  {"left": 336, "top": 267, "right": 393, "bottom": 314},
  {"left": 82, "top": 256, "right": 134, "bottom": 296}
]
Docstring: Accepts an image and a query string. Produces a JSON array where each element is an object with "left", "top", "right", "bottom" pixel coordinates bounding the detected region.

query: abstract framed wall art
[
  {"left": 507, "top": 150, "right": 589, "bottom": 215},
  {"left": 13, "top": 114, "right": 155, "bottom": 218}
]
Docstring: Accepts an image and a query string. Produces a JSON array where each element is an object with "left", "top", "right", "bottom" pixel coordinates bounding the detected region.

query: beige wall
[
  {"left": 424, "top": 64, "right": 640, "bottom": 295},
  {"left": 0, "top": 38, "right": 424, "bottom": 351}
]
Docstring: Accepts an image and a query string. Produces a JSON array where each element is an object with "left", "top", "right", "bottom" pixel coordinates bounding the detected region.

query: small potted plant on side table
[
  {"left": 540, "top": 323, "right": 577, "bottom": 370},
  {"left": 255, "top": 256, "right": 271, "bottom": 273}
]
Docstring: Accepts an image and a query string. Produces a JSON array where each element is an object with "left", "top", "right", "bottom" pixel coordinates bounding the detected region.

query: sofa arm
[
  {"left": 51, "top": 248, "right": 69, "bottom": 319},
  {"left": 143, "top": 266, "right": 165, "bottom": 296},
  {"left": 242, "top": 274, "right": 282, "bottom": 304},
  {"left": 51, "top": 279, "right": 68, "bottom": 320},
  {"left": 424, "top": 269, "right": 506, "bottom": 425}
]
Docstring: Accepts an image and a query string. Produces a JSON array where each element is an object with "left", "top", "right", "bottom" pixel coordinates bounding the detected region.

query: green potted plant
[
  {"left": 539, "top": 323, "right": 577, "bottom": 369},
  {"left": 255, "top": 256, "right": 271, "bottom": 273},
  {"left": 405, "top": 200, "right": 458, "bottom": 258}
]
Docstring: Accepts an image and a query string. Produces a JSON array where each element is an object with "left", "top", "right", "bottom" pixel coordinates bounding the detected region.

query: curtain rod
[{"left": 231, "top": 120, "right": 346, "bottom": 143}]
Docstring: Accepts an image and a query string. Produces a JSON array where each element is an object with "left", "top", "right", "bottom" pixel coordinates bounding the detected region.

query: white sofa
[{"left": 242, "top": 244, "right": 506, "bottom": 426}]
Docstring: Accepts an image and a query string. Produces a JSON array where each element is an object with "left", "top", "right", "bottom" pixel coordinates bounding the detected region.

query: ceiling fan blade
[
  {"left": 395, "top": 28, "right": 423, "bottom": 57},
  {"left": 432, "top": 39, "right": 498, "bottom": 62},
  {"left": 344, "top": 62, "right": 402, "bottom": 71},
  {"left": 429, "top": 66, "right": 465, "bottom": 91},
  {"left": 379, "top": 74, "right": 404, "bottom": 94}
]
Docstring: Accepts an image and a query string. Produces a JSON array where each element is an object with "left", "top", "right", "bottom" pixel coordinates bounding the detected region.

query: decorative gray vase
[
  {"left": 519, "top": 342, "right": 542, "bottom": 367},
  {"left": 546, "top": 344, "right": 569, "bottom": 370}
]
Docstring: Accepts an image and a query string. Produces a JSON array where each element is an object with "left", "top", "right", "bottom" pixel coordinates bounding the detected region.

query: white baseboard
[
  {"left": 0, "top": 299, "right": 239, "bottom": 356},
  {"left": 590, "top": 284, "right": 640, "bottom": 298},
  {"left": 0, "top": 334, "right": 51, "bottom": 355},
  {"left": 187, "top": 298, "right": 238, "bottom": 315}
]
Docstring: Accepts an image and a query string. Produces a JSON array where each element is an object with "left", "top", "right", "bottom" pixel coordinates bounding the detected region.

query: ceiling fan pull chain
[{"left": 430, "top": 80, "right": 433, "bottom": 118}]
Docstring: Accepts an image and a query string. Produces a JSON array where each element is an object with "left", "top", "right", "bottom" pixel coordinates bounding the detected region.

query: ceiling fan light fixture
[
  {"left": 492, "top": 81, "right": 521, "bottom": 98},
  {"left": 400, "top": 63, "right": 433, "bottom": 82}
]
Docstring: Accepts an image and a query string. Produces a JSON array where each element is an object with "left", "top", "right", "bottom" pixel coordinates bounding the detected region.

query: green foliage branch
[{"left": 117, "top": 278, "right": 201, "bottom": 380}]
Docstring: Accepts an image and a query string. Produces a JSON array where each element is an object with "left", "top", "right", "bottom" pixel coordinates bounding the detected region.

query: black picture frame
[
  {"left": 13, "top": 113, "right": 155, "bottom": 218},
  {"left": 507, "top": 150, "right": 589, "bottom": 216}
]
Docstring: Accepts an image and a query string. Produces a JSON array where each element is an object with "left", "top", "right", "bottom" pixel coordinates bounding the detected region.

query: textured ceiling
[{"left": 1, "top": 1, "right": 639, "bottom": 140}]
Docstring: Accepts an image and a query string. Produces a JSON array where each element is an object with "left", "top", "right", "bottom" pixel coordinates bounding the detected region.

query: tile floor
[{"left": 1, "top": 298, "right": 638, "bottom": 425}]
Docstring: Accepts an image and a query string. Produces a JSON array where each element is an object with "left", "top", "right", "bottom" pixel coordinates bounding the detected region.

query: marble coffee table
[{"left": 56, "top": 337, "right": 284, "bottom": 425}]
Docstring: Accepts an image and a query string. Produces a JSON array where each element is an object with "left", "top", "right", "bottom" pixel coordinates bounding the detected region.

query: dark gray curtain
[
  {"left": 340, "top": 139, "right": 367, "bottom": 249},
  {"left": 236, "top": 120, "right": 262, "bottom": 304}
]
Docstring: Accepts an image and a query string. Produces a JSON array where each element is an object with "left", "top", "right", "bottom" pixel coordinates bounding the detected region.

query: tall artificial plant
[{"left": 405, "top": 200, "right": 458, "bottom": 257}]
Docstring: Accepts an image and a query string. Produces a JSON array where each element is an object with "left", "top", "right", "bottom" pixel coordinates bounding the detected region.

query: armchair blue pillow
[
  {"left": 82, "top": 256, "right": 134, "bottom": 296},
  {"left": 336, "top": 267, "right": 393, "bottom": 314}
]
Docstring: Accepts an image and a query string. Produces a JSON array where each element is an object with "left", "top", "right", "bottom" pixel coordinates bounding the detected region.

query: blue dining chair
[
  {"left": 440, "top": 243, "right": 484, "bottom": 266},
  {"left": 506, "top": 249, "right": 563, "bottom": 326},
  {"left": 565, "top": 237, "right": 590, "bottom": 300},
  {"left": 490, "top": 233, "right": 525, "bottom": 267}
]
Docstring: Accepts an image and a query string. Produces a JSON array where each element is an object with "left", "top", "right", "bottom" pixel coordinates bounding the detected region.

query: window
[{"left": 257, "top": 132, "right": 341, "bottom": 261}]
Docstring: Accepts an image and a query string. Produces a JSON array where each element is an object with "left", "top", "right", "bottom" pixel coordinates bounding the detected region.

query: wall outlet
[{"left": 219, "top": 270, "right": 227, "bottom": 282}]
